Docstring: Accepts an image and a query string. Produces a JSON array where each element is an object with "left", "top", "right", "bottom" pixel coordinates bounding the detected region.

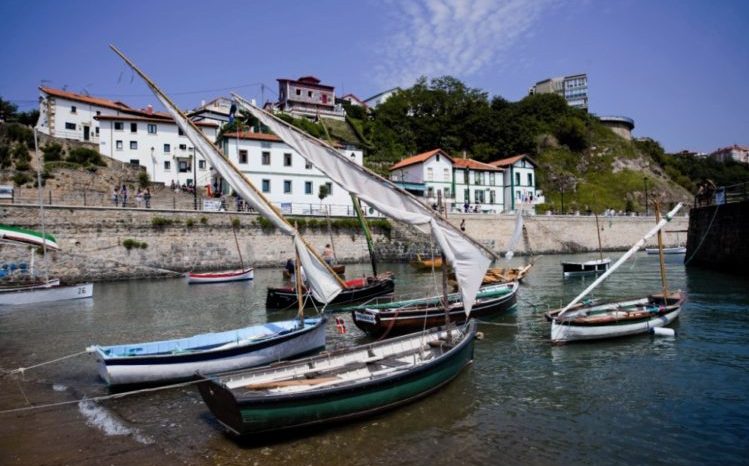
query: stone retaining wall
[{"left": 0, "top": 205, "right": 689, "bottom": 282}]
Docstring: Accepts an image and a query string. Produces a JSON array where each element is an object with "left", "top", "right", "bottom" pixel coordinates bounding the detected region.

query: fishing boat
[
  {"left": 188, "top": 267, "right": 254, "bottom": 284},
  {"left": 98, "top": 46, "right": 346, "bottom": 387},
  {"left": 283, "top": 263, "right": 343, "bottom": 279},
  {"left": 197, "top": 320, "right": 477, "bottom": 436},
  {"left": 548, "top": 203, "right": 684, "bottom": 344},
  {"left": 350, "top": 282, "right": 518, "bottom": 337},
  {"left": 0, "top": 223, "right": 59, "bottom": 249},
  {"left": 410, "top": 254, "right": 443, "bottom": 271},
  {"left": 561, "top": 258, "right": 611, "bottom": 277},
  {"left": 645, "top": 246, "right": 686, "bottom": 255},
  {"left": 89, "top": 317, "right": 326, "bottom": 386},
  {"left": 266, "top": 272, "right": 395, "bottom": 309},
  {"left": 561, "top": 213, "right": 610, "bottom": 277}
]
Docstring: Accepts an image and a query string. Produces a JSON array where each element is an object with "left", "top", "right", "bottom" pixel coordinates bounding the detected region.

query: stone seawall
[
  {"left": 686, "top": 201, "right": 749, "bottom": 274},
  {"left": 0, "top": 205, "right": 689, "bottom": 282}
]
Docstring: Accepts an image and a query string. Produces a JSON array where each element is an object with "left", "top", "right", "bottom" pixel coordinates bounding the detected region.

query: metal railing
[{"left": 694, "top": 181, "right": 749, "bottom": 207}]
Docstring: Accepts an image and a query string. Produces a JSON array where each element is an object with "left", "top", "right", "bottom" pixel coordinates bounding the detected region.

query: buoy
[
  {"left": 476, "top": 331, "right": 484, "bottom": 340},
  {"left": 650, "top": 327, "right": 676, "bottom": 337}
]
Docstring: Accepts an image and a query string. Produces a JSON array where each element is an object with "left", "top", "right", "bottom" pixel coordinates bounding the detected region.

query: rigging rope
[
  {"left": 1, "top": 350, "right": 89, "bottom": 377},
  {"left": 684, "top": 204, "right": 720, "bottom": 266}
]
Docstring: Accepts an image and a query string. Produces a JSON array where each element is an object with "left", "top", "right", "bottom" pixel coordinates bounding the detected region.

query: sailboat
[
  {"left": 89, "top": 46, "right": 344, "bottom": 386},
  {"left": 187, "top": 221, "right": 254, "bottom": 284},
  {"left": 546, "top": 203, "right": 685, "bottom": 344},
  {"left": 0, "top": 130, "right": 94, "bottom": 306},
  {"left": 186, "top": 74, "right": 497, "bottom": 435},
  {"left": 561, "top": 213, "right": 611, "bottom": 276}
]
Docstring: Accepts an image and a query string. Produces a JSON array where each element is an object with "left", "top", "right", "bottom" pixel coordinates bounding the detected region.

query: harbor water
[{"left": 1, "top": 253, "right": 748, "bottom": 465}]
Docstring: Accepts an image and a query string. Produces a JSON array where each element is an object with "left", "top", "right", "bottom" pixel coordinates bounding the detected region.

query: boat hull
[
  {"left": 266, "top": 275, "right": 395, "bottom": 309},
  {"left": 187, "top": 267, "right": 254, "bottom": 284},
  {"left": 351, "top": 283, "right": 518, "bottom": 337},
  {"left": 92, "top": 317, "right": 327, "bottom": 386},
  {"left": 562, "top": 258, "right": 611, "bottom": 277},
  {"left": 0, "top": 282, "right": 93, "bottom": 306},
  {"left": 645, "top": 247, "right": 686, "bottom": 255},
  {"left": 197, "top": 321, "right": 477, "bottom": 436},
  {"left": 550, "top": 295, "right": 683, "bottom": 343}
]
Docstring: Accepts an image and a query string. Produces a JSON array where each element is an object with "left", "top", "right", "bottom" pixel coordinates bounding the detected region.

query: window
[
  {"left": 164, "top": 160, "right": 171, "bottom": 171},
  {"left": 178, "top": 128, "right": 184, "bottom": 136},
  {"left": 130, "top": 141, "right": 138, "bottom": 150},
  {"left": 527, "top": 173, "right": 533, "bottom": 186},
  {"left": 464, "top": 189, "right": 470, "bottom": 203},
  {"left": 115, "top": 140, "right": 123, "bottom": 150},
  {"left": 163, "top": 143, "right": 170, "bottom": 153},
  {"left": 114, "top": 122, "right": 124, "bottom": 131},
  {"left": 179, "top": 144, "right": 187, "bottom": 151},
  {"left": 71, "top": 105, "right": 77, "bottom": 114},
  {"left": 96, "top": 111, "right": 101, "bottom": 116},
  {"left": 325, "top": 182, "right": 332, "bottom": 195},
  {"left": 199, "top": 160, "right": 206, "bottom": 170},
  {"left": 426, "top": 167, "right": 433, "bottom": 181},
  {"left": 284, "top": 180, "right": 292, "bottom": 193},
  {"left": 305, "top": 181, "right": 312, "bottom": 194},
  {"left": 262, "top": 151, "right": 270, "bottom": 165},
  {"left": 490, "top": 190, "right": 495, "bottom": 204},
  {"left": 284, "top": 153, "right": 292, "bottom": 167},
  {"left": 489, "top": 172, "right": 495, "bottom": 186},
  {"left": 295, "top": 89, "right": 301, "bottom": 96},
  {"left": 305, "top": 161, "right": 312, "bottom": 169},
  {"left": 444, "top": 187, "right": 451, "bottom": 199},
  {"left": 262, "top": 179, "right": 270, "bottom": 193},
  {"left": 95, "top": 127, "right": 99, "bottom": 136},
  {"left": 65, "top": 122, "right": 76, "bottom": 130},
  {"left": 129, "top": 159, "right": 140, "bottom": 167},
  {"left": 436, "top": 154, "right": 440, "bottom": 162},
  {"left": 476, "top": 190, "right": 485, "bottom": 203},
  {"left": 147, "top": 124, "right": 157, "bottom": 134},
  {"left": 239, "top": 150, "right": 248, "bottom": 164},
  {"left": 307, "top": 91, "right": 312, "bottom": 97},
  {"left": 515, "top": 172, "right": 521, "bottom": 186},
  {"left": 178, "top": 161, "right": 189, "bottom": 173},
  {"left": 461, "top": 169, "right": 468, "bottom": 184},
  {"left": 130, "top": 123, "right": 137, "bottom": 133},
  {"left": 443, "top": 168, "right": 449, "bottom": 181}
]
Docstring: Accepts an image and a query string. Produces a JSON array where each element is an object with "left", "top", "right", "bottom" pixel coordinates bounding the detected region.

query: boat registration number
[{"left": 353, "top": 311, "right": 376, "bottom": 324}]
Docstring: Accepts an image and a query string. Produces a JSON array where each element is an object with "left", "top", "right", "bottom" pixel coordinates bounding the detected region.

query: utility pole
[{"left": 193, "top": 150, "right": 198, "bottom": 210}]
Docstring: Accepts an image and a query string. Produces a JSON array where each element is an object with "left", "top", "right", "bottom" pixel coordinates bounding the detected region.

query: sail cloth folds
[
  {"left": 110, "top": 46, "right": 341, "bottom": 304},
  {"left": 235, "top": 96, "right": 493, "bottom": 314}
]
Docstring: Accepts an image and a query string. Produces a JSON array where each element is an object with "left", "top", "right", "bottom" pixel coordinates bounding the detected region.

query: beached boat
[
  {"left": 188, "top": 267, "right": 254, "bottom": 284},
  {"left": 89, "top": 317, "right": 326, "bottom": 386},
  {"left": 266, "top": 273, "right": 395, "bottom": 309},
  {"left": 0, "top": 280, "right": 93, "bottom": 306},
  {"left": 102, "top": 46, "right": 346, "bottom": 387},
  {"left": 548, "top": 203, "right": 684, "bottom": 344},
  {"left": 350, "top": 282, "right": 518, "bottom": 337},
  {"left": 197, "top": 320, "right": 477, "bottom": 436},
  {"left": 546, "top": 292, "right": 683, "bottom": 343}
]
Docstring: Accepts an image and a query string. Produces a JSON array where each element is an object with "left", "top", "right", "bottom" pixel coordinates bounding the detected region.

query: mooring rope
[
  {"left": 684, "top": 204, "right": 721, "bottom": 266},
  {"left": 1, "top": 350, "right": 90, "bottom": 377},
  {"left": 0, "top": 378, "right": 204, "bottom": 415}
]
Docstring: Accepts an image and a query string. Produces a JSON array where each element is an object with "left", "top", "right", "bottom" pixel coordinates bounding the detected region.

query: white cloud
[{"left": 376, "top": 0, "right": 555, "bottom": 88}]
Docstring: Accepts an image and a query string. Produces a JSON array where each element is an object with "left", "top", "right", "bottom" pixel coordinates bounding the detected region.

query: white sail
[
  {"left": 110, "top": 46, "right": 341, "bottom": 304},
  {"left": 558, "top": 203, "right": 683, "bottom": 316},
  {"left": 505, "top": 210, "right": 524, "bottom": 259},
  {"left": 234, "top": 95, "right": 494, "bottom": 314}
]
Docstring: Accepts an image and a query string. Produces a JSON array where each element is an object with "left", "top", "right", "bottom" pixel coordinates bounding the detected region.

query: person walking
[
  {"left": 135, "top": 189, "right": 143, "bottom": 208},
  {"left": 120, "top": 185, "right": 128, "bottom": 207},
  {"left": 144, "top": 188, "right": 151, "bottom": 208},
  {"left": 111, "top": 186, "right": 119, "bottom": 207}
]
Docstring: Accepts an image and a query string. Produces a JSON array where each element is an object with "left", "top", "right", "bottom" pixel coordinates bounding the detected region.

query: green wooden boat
[
  {"left": 0, "top": 224, "right": 59, "bottom": 250},
  {"left": 197, "top": 320, "right": 477, "bottom": 436}
]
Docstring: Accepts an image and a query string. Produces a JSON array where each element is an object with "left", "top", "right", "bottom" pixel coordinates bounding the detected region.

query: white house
[
  {"left": 220, "top": 130, "right": 365, "bottom": 216},
  {"left": 389, "top": 148, "right": 505, "bottom": 213},
  {"left": 488, "top": 154, "right": 543, "bottom": 212},
  {"left": 96, "top": 113, "right": 218, "bottom": 188},
  {"left": 37, "top": 86, "right": 156, "bottom": 144},
  {"left": 188, "top": 96, "right": 235, "bottom": 126},
  {"left": 363, "top": 87, "right": 401, "bottom": 109}
]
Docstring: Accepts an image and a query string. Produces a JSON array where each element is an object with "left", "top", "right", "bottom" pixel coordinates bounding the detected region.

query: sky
[{"left": 1, "top": 0, "right": 747, "bottom": 154}]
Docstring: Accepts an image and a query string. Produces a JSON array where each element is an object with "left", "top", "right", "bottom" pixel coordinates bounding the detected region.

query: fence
[{"left": 694, "top": 181, "right": 749, "bottom": 208}]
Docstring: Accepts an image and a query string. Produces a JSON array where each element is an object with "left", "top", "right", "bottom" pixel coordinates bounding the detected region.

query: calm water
[{"left": 1, "top": 255, "right": 748, "bottom": 465}]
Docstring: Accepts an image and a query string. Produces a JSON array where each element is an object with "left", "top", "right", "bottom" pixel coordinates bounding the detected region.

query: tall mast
[
  {"left": 33, "top": 129, "right": 49, "bottom": 283},
  {"left": 351, "top": 194, "right": 377, "bottom": 276},
  {"left": 595, "top": 212, "right": 603, "bottom": 262},
  {"left": 654, "top": 202, "right": 669, "bottom": 300}
]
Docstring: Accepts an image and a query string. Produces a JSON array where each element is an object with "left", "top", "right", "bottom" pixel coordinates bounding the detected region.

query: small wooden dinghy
[
  {"left": 410, "top": 254, "right": 443, "bottom": 271},
  {"left": 187, "top": 267, "right": 254, "bottom": 284}
]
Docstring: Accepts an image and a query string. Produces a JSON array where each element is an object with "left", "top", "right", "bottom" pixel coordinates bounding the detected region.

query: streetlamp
[
  {"left": 643, "top": 177, "right": 649, "bottom": 216},
  {"left": 150, "top": 147, "right": 155, "bottom": 183}
]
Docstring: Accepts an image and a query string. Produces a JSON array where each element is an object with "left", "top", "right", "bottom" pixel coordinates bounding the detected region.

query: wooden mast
[
  {"left": 231, "top": 219, "right": 244, "bottom": 270},
  {"left": 438, "top": 191, "right": 452, "bottom": 342},
  {"left": 595, "top": 212, "right": 603, "bottom": 262},
  {"left": 351, "top": 194, "right": 378, "bottom": 277},
  {"left": 293, "top": 224, "right": 304, "bottom": 323},
  {"left": 654, "top": 202, "right": 670, "bottom": 300}
]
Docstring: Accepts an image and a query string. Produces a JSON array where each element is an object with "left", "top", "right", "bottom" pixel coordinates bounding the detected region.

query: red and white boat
[{"left": 187, "top": 267, "right": 254, "bottom": 284}]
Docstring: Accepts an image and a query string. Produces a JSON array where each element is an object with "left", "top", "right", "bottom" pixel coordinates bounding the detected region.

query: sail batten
[
  {"left": 109, "top": 45, "right": 341, "bottom": 304},
  {"left": 233, "top": 94, "right": 494, "bottom": 313}
]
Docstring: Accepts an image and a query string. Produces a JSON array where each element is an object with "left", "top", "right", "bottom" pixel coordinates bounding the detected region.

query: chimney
[
  {"left": 462, "top": 150, "right": 467, "bottom": 159},
  {"left": 146, "top": 104, "right": 153, "bottom": 115}
]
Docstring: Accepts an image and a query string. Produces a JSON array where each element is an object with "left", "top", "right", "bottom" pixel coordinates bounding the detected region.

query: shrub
[
  {"left": 12, "top": 172, "right": 32, "bottom": 186},
  {"left": 200, "top": 216, "right": 208, "bottom": 225},
  {"left": 42, "top": 143, "right": 64, "bottom": 162},
  {"left": 123, "top": 238, "right": 148, "bottom": 250},
  {"left": 138, "top": 171, "right": 150, "bottom": 189},
  {"left": 66, "top": 147, "right": 106, "bottom": 166},
  {"left": 151, "top": 216, "right": 175, "bottom": 228},
  {"left": 231, "top": 218, "right": 241, "bottom": 228},
  {"left": 186, "top": 218, "right": 195, "bottom": 228}
]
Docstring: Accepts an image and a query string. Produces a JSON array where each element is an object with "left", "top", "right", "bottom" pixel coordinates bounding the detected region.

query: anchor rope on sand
[
  {"left": 1, "top": 350, "right": 90, "bottom": 377},
  {"left": 0, "top": 378, "right": 204, "bottom": 415}
]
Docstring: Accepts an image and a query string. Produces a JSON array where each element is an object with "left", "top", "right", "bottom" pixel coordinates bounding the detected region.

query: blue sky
[{"left": 1, "top": 0, "right": 747, "bottom": 154}]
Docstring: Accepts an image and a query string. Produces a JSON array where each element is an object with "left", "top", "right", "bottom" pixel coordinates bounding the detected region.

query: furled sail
[
  {"left": 110, "top": 46, "right": 341, "bottom": 304},
  {"left": 233, "top": 95, "right": 496, "bottom": 314}
]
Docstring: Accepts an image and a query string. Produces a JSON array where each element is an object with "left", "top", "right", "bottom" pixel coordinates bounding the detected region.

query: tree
[{"left": 318, "top": 184, "right": 330, "bottom": 212}]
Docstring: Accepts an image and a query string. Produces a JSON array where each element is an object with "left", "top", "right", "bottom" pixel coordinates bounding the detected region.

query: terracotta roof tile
[
  {"left": 40, "top": 87, "right": 133, "bottom": 112},
  {"left": 453, "top": 158, "right": 503, "bottom": 171},
  {"left": 488, "top": 154, "right": 537, "bottom": 168},
  {"left": 389, "top": 149, "right": 452, "bottom": 171}
]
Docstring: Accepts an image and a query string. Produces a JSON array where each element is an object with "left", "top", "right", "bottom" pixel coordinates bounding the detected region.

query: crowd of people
[{"left": 111, "top": 185, "right": 150, "bottom": 208}]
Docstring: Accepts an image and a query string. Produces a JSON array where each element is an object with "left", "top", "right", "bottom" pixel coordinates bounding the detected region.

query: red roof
[
  {"left": 389, "top": 149, "right": 452, "bottom": 171},
  {"left": 222, "top": 131, "right": 282, "bottom": 142},
  {"left": 40, "top": 87, "right": 133, "bottom": 112},
  {"left": 453, "top": 158, "right": 503, "bottom": 171},
  {"left": 488, "top": 154, "right": 537, "bottom": 168}
]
